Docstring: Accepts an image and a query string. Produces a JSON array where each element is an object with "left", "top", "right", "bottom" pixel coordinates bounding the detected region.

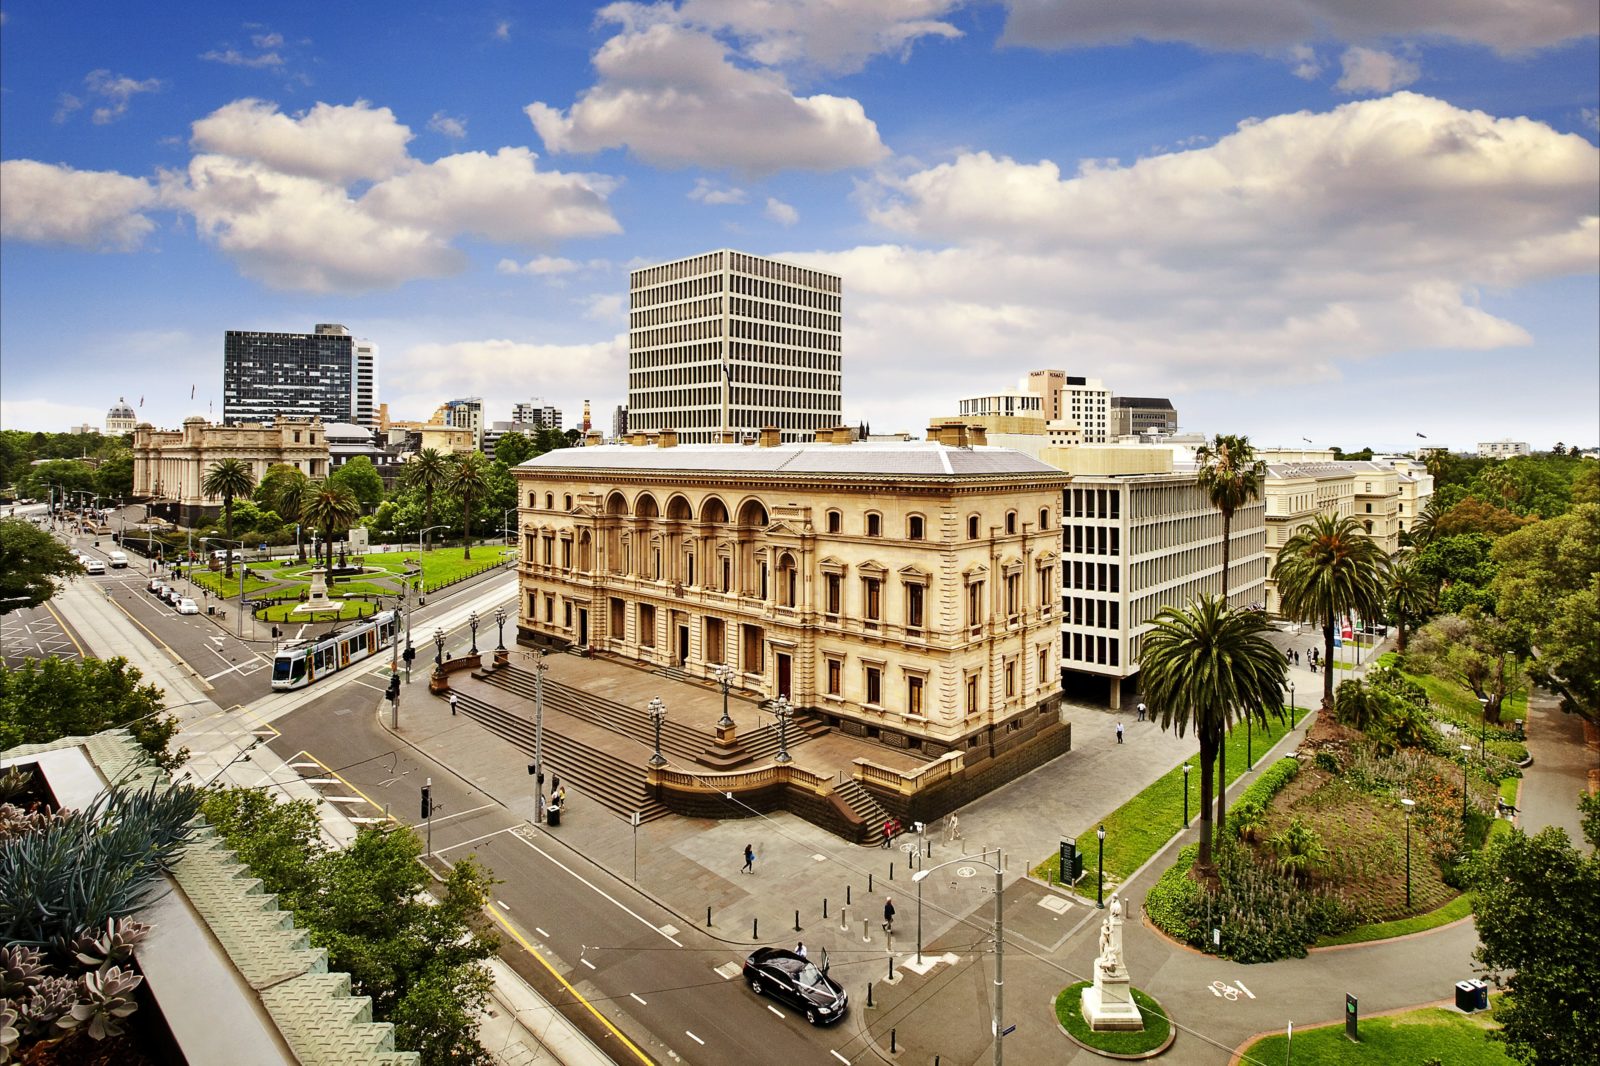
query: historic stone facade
[
  {"left": 513, "top": 427, "right": 1071, "bottom": 754},
  {"left": 132, "top": 416, "right": 329, "bottom": 527}
]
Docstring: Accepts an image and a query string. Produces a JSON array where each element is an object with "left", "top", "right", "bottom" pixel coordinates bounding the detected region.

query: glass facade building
[{"left": 223, "top": 324, "right": 375, "bottom": 427}]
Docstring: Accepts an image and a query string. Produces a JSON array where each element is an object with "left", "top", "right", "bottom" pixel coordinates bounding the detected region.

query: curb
[{"left": 1225, "top": 996, "right": 1461, "bottom": 1066}]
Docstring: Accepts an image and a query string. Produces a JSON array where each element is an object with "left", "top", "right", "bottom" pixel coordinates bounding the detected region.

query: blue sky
[{"left": 2, "top": 1, "right": 1596, "bottom": 452}]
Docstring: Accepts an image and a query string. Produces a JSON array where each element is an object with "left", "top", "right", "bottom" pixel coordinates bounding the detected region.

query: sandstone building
[{"left": 132, "top": 416, "right": 329, "bottom": 527}]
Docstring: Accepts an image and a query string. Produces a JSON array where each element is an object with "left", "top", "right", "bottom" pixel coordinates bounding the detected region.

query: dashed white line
[
  {"left": 509, "top": 833, "right": 683, "bottom": 946},
  {"left": 630, "top": 993, "right": 646, "bottom": 1006},
  {"left": 496, "top": 900, "right": 510, "bottom": 910},
  {"left": 580, "top": 959, "right": 596, "bottom": 970},
  {"left": 767, "top": 1005, "right": 784, "bottom": 1018},
  {"left": 685, "top": 1031, "right": 705, "bottom": 1046},
  {"left": 830, "top": 1051, "right": 851, "bottom": 1064},
  {"left": 535, "top": 927, "right": 550, "bottom": 938},
  {"left": 435, "top": 826, "right": 518, "bottom": 854}
]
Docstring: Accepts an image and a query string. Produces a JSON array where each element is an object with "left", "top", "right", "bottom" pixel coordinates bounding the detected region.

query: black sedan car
[{"left": 742, "top": 947, "right": 848, "bottom": 1025}]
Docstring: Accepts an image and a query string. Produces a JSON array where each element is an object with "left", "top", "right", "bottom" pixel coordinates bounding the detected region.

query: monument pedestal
[
  {"left": 292, "top": 567, "right": 343, "bottom": 616},
  {"left": 1081, "top": 893, "right": 1145, "bottom": 1031}
]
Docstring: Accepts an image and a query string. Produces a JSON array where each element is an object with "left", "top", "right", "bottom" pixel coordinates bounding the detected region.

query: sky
[{"left": 1, "top": 1, "right": 1596, "bottom": 454}]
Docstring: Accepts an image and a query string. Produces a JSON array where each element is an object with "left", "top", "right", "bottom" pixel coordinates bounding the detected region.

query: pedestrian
[
  {"left": 556, "top": 784, "right": 566, "bottom": 808},
  {"left": 448, "top": 692, "right": 458, "bottom": 716},
  {"left": 882, "top": 818, "right": 894, "bottom": 848},
  {"left": 1116, "top": 721, "right": 1124, "bottom": 744},
  {"left": 1136, "top": 702, "right": 1146, "bottom": 722},
  {"left": 551, "top": 774, "right": 560, "bottom": 794},
  {"left": 946, "top": 813, "right": 961, "bottom": 842},
  {"left": 743, "top": 843, "right": 756, "bottom": 875},
  {"left": 796, "top": 941, "right": 807, "bottom": 959},
  {"left": 882, "top": 897, "right": 896, "bottom": 934}
]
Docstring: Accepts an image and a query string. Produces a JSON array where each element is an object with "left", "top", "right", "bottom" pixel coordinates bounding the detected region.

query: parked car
[
  {"left": 175, "top": 598, "right": 200, "bottom": 615},
  {"left": 108, "top": 551, "right": 129, "bottom": 568},
  {"left": 148, "top": 578, "right": 166, "bottom": 595},
  {"left": 83, "top": 558, "right": 106, "bottom": 575},
  {"left": 163, "top": 587, "right": 183, "bottom": 606},
  {"left": 741, "top": 948, "right": 848, "bottom": 1025}
]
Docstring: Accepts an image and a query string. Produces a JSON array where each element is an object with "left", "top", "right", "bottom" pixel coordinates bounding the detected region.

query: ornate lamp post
[
  {"left": 1096, "top": 825, "right": 1106, "bottom": 908},
  {"left": 468, "top": 610, "right": 479, "bottom": 655},
  {"left": 1182, "top": 764, "right": 1191, "bottom": 827},
  {"left": 772, "top": 696, "right": 794, "bottom": 764},
  {"left": 1401, "top": 797, "right": 1415, "bottom": 908},
  {"left": 495, "top": 606, "right": 507, "bottom": 650},
  {"left": 433, "top": 627, "right": 445, "bottom": 668},
  {"left": 1289, "top": 681, "right": 1297, "bottom": 730},
  {"left": 714, "top": 661, "right": 736, "bottom": 731},
  {"left": 647, "top": 697, "right": 668, "bottom": 767}
]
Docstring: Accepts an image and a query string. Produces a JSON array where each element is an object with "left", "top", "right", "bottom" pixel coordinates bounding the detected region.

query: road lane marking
[
  {"left": 41, "top": 601, "right": 87, "bottom": 659},
  {"left": 580, "top": 959, "right": 596, "bottom": 970},
  {"left": 436, "top": 826, "right": 518, "bottom": 854},
  {"left": 485, "top": 908, "right": 653, "bottom": 1066},
  {"left": 325, "top": 796, "right": 367, "bottom": 804},
  {"left": 630, "top": 993, "right": 646, "bottom": 1005},
  {"left": 767, "top": 1005, "right": 784, "bottom": 1018},
  {"left": 831, "top": 1051, "right": 851, "bottom": 1064},
  {"left": 509, "top": 833, "right": 684, "bottom": 947},
  {"left": 496, "top": 900, "right": 511, "bottom": 910},
  {"left": 425, "top": 801, "right": 498, "bottom": 826},
  {"left": 686, "top": 1031, "right": 704, "bottom": 1045},
  {"left": 535, "top": 927, "right": 550, "bottom": 938},
  {"left": 292, "top": 752, "right": 396, "bottom": 826}
]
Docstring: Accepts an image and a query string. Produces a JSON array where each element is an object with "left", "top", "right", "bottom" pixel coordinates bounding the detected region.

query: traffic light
[
  {"left": 403, "top": 645, "right": 416, "bottom": 664},
  {"left": 420, "top": 784, "right": 432, "bottom": 820},
  {"left": 386, "top": 674, "right": 401, "bottom": 703}
]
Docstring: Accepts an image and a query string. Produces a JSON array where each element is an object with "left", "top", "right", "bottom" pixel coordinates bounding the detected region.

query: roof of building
[
  {"left": 1109, "top": 396, "right": 1175, "bottom": 408},
  {"left": 521, "top": 442, "right": 1067, "bottom": 480},
  {"left": 108, "top": 398, "right": 136, "bottom": 418},
  {"left": 323, "top": 423, "right": 375, "bottom": 442}
]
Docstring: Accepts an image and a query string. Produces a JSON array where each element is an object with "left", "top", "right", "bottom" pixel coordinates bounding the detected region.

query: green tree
[
  {"left": 1471, "top": 817, "right": 1600, "bottom": 1066},
  {"left": 329, "top": 456, "right": 385, "bottom": 512},
  {"left": 404, "top": 449, "right": 451, "bottom": 550},
  {"left": 1433, "top": 495, "right": 1535, "bottom": 539},
  {"left": 300, "top": 481, "right": 361, "bottom": 573},
  {"left": 1194, "top": 433, "right": 1266, "bottom": 846},
  {"left": 1414, "top": 532, "right": 1499, "bottom": 615},
  {"left": 199, "top": 789, "right": 320, "bottom": 907},
  {"left": 0, "top": 518, "right": 83, "bottom": 614},
  {"left": 94, "top": 451, "right": 134, "bottom": 499},
  {"left": 1406, "top": 610, "right": 1525, "bottom": 724},
  {"left": 201, "top": 458, "right": 256, "bottom": 579},
  {"left": 1572, "top": 465, "right": 1600, "bottom": 506},
  {"left": 492, "top": 431, "right": 535, "bottom": 467},
  {"left": 0, "top": 657, "right": 185, "bottom": 769},
  {"left": 261, "top": 465, "right": 314, "bottom": 562},
  {"left": 449, "top": 452, "right": 491, "bottom": 560},
  {"left": 1492, "top": 504, "right": 1600, "bottom": 725},
  {"left": 1274, "top": 514, "right": 1387, "bottom": 708},
  {"left": 1139, "top": 596, "right": 1287, "bottom": 881},
  {"left": 17, "top": 458, "right": 97, "bottom": 502},
  {"left": 1382, "top": 553, "right": 1432, "bottom": 653}
]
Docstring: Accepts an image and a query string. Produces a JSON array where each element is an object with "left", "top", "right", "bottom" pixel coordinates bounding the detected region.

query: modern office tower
[
  {"left": 1023, "top": 370, "right": 1111, "bottom": 443},
  {"left": 627, "top": 250, "right": 842, "bottom": 444},
  {"left": 511, "top": 400, "right": 562, "bottom": 429},
  {"left": 222, "top": 323, "right": 376, "bottom": 427},
  {"left": 1026, "top": 370, "right": 1067, "bottom": 421},
  {"left": 1477, "top": 440, "right": 1531, "bottom": 458},
  {"left": 1109, "top": 396, "right": 1177, "bottom": 437},
  {"left": 612, "top": 404, "right": 628, "bottom": 440}
]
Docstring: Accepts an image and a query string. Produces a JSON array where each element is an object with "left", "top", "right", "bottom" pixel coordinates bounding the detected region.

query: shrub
[
  {"left": 1144, "top": 845, "right": 1205, "bottom": 944},
  {"left": 1314, "top": 751, "right": 1340, "bottom": 773},
  {"left": 1269, "top": 817, "right": 1330, "bottom": 882}
]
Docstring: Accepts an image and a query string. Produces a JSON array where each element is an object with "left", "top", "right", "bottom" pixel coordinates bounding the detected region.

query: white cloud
[
  {"left": 495, "top": 20, "right": 512, "bottom": 41},
  {"left": 999, "top": 0, "right": 1598, "bottom": 53},
  {"left": 791, "top": 93, "right": 1598, "bottom": 406},
  {"left": 1288, "top": 44, "right": 1321, "bottom": 80},
  {"left": 388, "top": 336, "right": 628, "bottom": 410},
  {"left": 190, "top": 99, "right": 414, "bottom": 183},
  {"left": 251, "top": 31, "right": 284, "bottom": 48},
  {"left": 689, "top": 177, "right": 748, "bottom": 204},
  {"left": 1335, "top": 47, "right": 1420, "bottom": 94},
  {"left": 0, "top": 398, "right": 113, "bottom": 433},
  {"left": 583, "top": 293, "right": 627, "bottom": 321},
  {"left": 53, "top": 94, "right": 83, "bottom": 124},
  {"left": 600, "top": 0, "right": 964, "bottom": 74},
  {"left": 0, "top": 160, "right": 157, "bottom": 250},
  {"left": 764, "top": 196, "right": 799, "bottom": 225},
  {"left": 200, "top": 46, "right": 283, "bottom": 68},
  {"left": 498, "top": 256, "right": 581, "bottom": 275},
  {"left": 84, "top": 70, "right": 163, "bottom": 124},
  {"left": 1580, "top": 107, "right": 1598, "bottom": 132},
  {"left": 427, "top": 111, "right": 468, "bottom": 138},
  {"left": 527, "top": 23, "right": 887, "bottom": 173}
]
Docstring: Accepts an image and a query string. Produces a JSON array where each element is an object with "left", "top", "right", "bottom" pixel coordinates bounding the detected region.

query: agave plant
[
  {"left": 67, "top": 965, "right": 142, "bottom": 1041},
  {"left": 0, "top": 768, "right": 33, "bottom": 805},
  {"left": 1270, "top": 817, "right": 1330, "bottom": 883},
  {"left": 14, "top": 976, "right": 76, "bottom": 1040}
]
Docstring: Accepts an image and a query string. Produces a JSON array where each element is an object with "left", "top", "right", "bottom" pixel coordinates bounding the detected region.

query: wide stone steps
[
  {"left": 451, "top": 691, "right": 670, "bottom": 823},
  {"left": 483, "top": 668, "right": 708, "bottom": 763},
  {"left": 833, "top": 778, "right": 890, "bottom": 848}
]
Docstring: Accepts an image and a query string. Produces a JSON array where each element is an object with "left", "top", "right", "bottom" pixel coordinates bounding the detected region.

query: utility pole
[{"left": 533, "top": 649, "right": 547, "bottom": 822}]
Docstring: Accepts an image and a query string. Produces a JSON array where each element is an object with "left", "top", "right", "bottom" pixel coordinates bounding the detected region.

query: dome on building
[
  {"left": 108, "top": 398, "right": 135, "bottom": 420},
  {"left": 106, "top": 398, "right": 138, "bottom": 435}
]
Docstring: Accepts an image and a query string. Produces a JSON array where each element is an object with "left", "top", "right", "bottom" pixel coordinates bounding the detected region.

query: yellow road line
[
  {"left": 42, "top": 601, "right": 88, "bottom": 659},
  {"left": 295, "top": 750, "right": 399, "bottom": 824},
  {"left": 486, "top": 907, "right": 656, "bottom": 1066}
]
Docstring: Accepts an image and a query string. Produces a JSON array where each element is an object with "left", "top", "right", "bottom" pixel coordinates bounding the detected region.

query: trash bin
[
  {"left": 547, "top": 805, "right": 560, "bottom": 827},
  {"left": 1455, "top": 980, "right": 1489, "bottom": 1012},
  {"left": 208, "top": 606, "right": 215, "bottom": 615}
]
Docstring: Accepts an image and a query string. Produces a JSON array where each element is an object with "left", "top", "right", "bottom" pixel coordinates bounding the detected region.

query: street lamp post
[
  {"left": 1401, "top": 797, "right": 1415, "bottom": 908},
  {"left": 495, "top": 606, "right": 506, "bottom": 650},
  {"left": 1182, "top": 764, "right": 1191, "bottom": 827},
  {"left": 714, "top": 662, "right": 735, "bottom": 731},
  {"left": 1096, "top": 825, "right": 1105, "bottom": 908},
  {"left": 912, "top": 851, "right": 1007, "bottom": 1066},
  {"left": 647, "top": 697, "right": 668, "bottom": 767},
  {"left": 433, "top": 627, "right": 445, "bottom": 669},
  {"left": 772, "top": 696, "right": 793, "bottom": 764},
  {"left": 1477, "top": 695, "right": 1489, "bottom": 761},
  {"left": 202, "top": 535, "right": 249, "bottom": 638},
  {"left": 419, "top": 522, "right": 450, "bottom": 556},
  {"left": 532, "top": 649, "right": 547, "bottom": 822},
  {"left": 1247, "top": 711, "right": 1254, "bottom": 770},
  {"left": 1459, "top": 743, "right": 1473, "bottom": 822},
  {"left": 1289, "top": 681, "right": 1297, "bottom": 730},
  {"left": 468, "top": 610, "right": 480, "bottom": 655}
]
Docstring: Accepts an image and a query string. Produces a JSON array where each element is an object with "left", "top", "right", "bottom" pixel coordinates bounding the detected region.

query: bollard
[
  {"left": 753, "top": 917, "right": 759, "bottom": 940},
  {"left": 862, "top": 917, "right": 871, "bottom": 943},
  {"left": 890, "top": 862, "right": 894, "bottom": 881},
  {"left": 794, "top": 909, "right": 801, "bottom": 932},
  {"left": 891, "top": 1028, "right": 897, "bottom": 1054},
  {"left": 840, "top": 906, "right": 849, "bottom": 933},
  {"left": 707, "top": 906, "right": 712, "bottom": 927},
  {"left": 824, "top": 898, "right": 829, "bottom": 920},
  {"left": 847, "top": 884, "right": 852, "bottom": 906},
  {"left": 867, "top": 983, "right": 874, "bottom": 1009},
  {"left": 868, "top": 873, "right": 874, "bottom": 893},
  {"left": 926, "top": 840, "right": 932, "bottom": 859}
]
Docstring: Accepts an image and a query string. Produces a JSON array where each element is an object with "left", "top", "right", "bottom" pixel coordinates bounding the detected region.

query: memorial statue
[{"left": 1081, "top": 891, "right": 1142, "bottom": 1030}]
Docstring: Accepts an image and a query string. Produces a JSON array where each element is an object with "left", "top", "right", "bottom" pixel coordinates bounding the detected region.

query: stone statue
[{"left": 1081, "top": 891, "right": 1141, "bottom": 1031}]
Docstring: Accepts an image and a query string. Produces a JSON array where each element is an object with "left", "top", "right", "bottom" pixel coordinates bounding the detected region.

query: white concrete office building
[{"left": 627, "top": 250, "right": 842, "bottom": 444}]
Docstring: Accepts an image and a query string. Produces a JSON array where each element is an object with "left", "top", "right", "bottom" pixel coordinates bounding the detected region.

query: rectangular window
[
  {"left": 742, "top": 624, "right": 764, "bottom": 673},
  {"left": 906, "top": 583, "right": 924, "bottom": 630},
  {"left": 638, "top": 603, "right": 656, "bottom": 646},
  {"left": 564, "top": 601, "right": 573, "bottom": 628},
  {"left": 562, "top": 540, "right": 572, "bottom": 569},
  {"left": 544, "top": 595, "right": 555, "bottom": 623},
  {"left": 966, "top": 674, "right": 979, "bottom": 714},
  {"left": 866, "top": 666, "right": 882, "bottom": 705},
  {"left": 967, "top": 581, "right": 983, "bottom": 629},
  {"left": 705, "top": 617, "right": 725, "bottom": 663},
  {"left": 1038, "top": 648, "right": 1049, "bottom": 686},
  {"left": 907, "top": 676, "right": 924, "bottom": 716},
  {"left": 864, "top": 578, "right": 881, "bottom": 622},
  {"left": 826, "top": 574, "right": 841, "bottom": 615},
  {"left": 1005, "top": 573, "right": 1020, "bottom": 617},
  {"left": 1005, "top": 660, "right": 1016, "bottom": 697},
  {"left": 827, "top": 658, "right": 842, "bottom": 695},
  {"left": 610, "top": 597, "right": 625, "bottom": 637}
]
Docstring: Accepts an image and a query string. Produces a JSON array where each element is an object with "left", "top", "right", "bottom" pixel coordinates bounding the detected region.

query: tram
[{"left": 271, "top": 610, "right": 399, "bottom": 690}]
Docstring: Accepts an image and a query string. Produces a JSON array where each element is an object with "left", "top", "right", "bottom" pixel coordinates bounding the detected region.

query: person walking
[
  {"left": 1116, "top": 721, "right": 1124, "bottom": 744},
  {"left": 882, "top": 818, "right": 895, "bottom": 848},
  {"left": 1136, "top": 702, "right": 1146, "bottom": 722},
  {"left": 882, "top": 898, "right": 896, "bottom": 934},
  {"left": 743, "top": 843, "right": 756, "bottom": 875},
  {"left": 448, "top": 692, "right": 458, "bottom": 716}
]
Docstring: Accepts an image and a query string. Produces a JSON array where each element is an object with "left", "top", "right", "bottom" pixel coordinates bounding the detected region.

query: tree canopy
[
  {"left": 329, "top": 456, "right": 385, "bottom": 511},
  {"left": 0, "top": 656, "right": 185, "bottom": 769},
  {"left": 0, "top": 518, "right": 83, "bottom": 614},
  {"left": 1273, "top": 513, "right": 1387, "bottom": 707}
]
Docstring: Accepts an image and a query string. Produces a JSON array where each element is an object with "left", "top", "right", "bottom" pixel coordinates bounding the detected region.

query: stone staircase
[
  {"left": 832, "top": 778, "right": 891, "bottom": 848},
  {"left": 448, "top": 690, "right": 671, "bottom": 823}
]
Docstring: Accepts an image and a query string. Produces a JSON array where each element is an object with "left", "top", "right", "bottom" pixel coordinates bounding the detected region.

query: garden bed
[
  {"left": 1054, "top": 982, "right": 1172, "bottom": 1058},
  {"left": 1236, "top": 1003, "right": 1512, "bottom": 1065}
]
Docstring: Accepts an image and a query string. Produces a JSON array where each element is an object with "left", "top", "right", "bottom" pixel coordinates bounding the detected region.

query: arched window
[
  {"left": 907, "top": 515, "right": 925, "bottom": 541},
  {"left": 866, "top": 512, "right": 882, "bottom": 537},
  {"left": 1005, "top": 511, "right": 1017, "bottom": 535},
  {"left": 826, "top": 509, "right": 842, "bottom": 534},
  {"left": 968, "top": 515, "right": 980, "bottom": 539},
  {"left": 1038, "top": 508, "right": 1050, "bottom": 530},
  {"left": 564, "top": 494, "right": 573, "bottom": 511},
  {"left": 545, "top": 493, "right": 555, "bottom": 509}
]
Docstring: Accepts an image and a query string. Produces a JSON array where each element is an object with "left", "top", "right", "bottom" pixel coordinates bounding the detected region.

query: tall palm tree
[
  {"left": 1194, "top": 433, "right": 1266, "bottom": 845},
  {"left": 404, "top": 449, "right": 450, "bottom": 551},
  {"left": 450, "top": 452, "right": 491, "bottom": 560},
  {"left": 267, "top": 467, "right": 312, "bottom": 563},
  {"left": 299, "top": 482, "right": 360, "bottom": 576},
  {"left": 1409, "top": 495, "right": 1447, "bottom": 548},
  {"left": 1140, "top": 595, "right": 1287, "bottom": 882},
  {"left": 201, "top": 459, "right": 255, "bottom": 579},
  {"left": 1382, "top": 553, "right": 1431, "bottom": 653},
  {"left": 1274, "top": 513, "right": 1387, "bottom": 708}
]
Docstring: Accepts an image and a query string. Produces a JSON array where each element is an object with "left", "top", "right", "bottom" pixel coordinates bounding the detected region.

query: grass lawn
[
  {"left": 1377, "top": 653, "right": 1527, "bottom": 723},
  {"left": 1032, "top": 711, "right": 1298, "bottom": 887},
  {"left": 1054, "top": 982, "right": 1170, "bottom": 1056},
  {"left": 358, "top": 546, "right": 513, "bottom": 588},
  {"left": 1315, "top": 893, "right": 1474, "bottom": 947},
  {"left": 1238, "top": 1004, "right": 1512, "bottom": 1065},
  {"left": 255, "top": 601, "right": 387, "bottom": 623},
  {"left": 188, "top": 570, "right": 282, "bottom": 598}
]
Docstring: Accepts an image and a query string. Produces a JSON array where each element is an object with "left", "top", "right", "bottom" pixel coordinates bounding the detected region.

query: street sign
[{"left": 1345, "top": 993, "right": 1358, "bottom": 1042}]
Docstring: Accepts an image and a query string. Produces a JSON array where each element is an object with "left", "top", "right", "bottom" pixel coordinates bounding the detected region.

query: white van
[
  {"left": 108, "top": 551, "right": 129, "bottom": 568},
  {"left": 211, "top": 549, "right": 244, "bottom": 563}
]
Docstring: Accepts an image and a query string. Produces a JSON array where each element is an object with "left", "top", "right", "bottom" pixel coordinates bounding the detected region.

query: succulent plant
[
  {"left": 67, "top": 965, "right": 143, "bottom": 1041},
  {"left": 0, "top": 767, "right": 33, "bottom": 805},
  {"left": 71, "top": 917, "right": 151, "bottom": 971},
  {"left": 16, "top": 977, "right": 76, "bottom": 1039},
  {"left": 0, "top": 948, "right": 44, "bottom": 999},
  {"left": 1, "top": 1000, "right": 19, "bottom": 1065}
]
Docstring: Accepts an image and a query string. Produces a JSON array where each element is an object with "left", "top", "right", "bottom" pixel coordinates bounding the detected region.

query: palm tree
[
  {"left": 265, "top": 467, "right": 312, "bottom": 563},
  {"left": 449, "top": 452, "right": 491, "bottom": 560},
  {"left": 201, "top": 459, "right": 255, "bottom": 579},
  {"left": 1274, "top": 514, "right": 1387, "bottom": 709},
  {"left": 1408, "top": 495, "right": 1447, "bottom": 548},
  {"left": 403, "top": 449, "right": 450, "bottom": 551},
  {"left": 1139, "top": 595, "right": 1287, "bottom": 882},
  {"left": 1195, "top": 433, "right": 1266, "bottom": 845},
  {"left": 299, "top": 482, "right": 360, "bottom": 577},
  {"left": 1382, "top": 553, "right": 1431, "bottom": 653}
]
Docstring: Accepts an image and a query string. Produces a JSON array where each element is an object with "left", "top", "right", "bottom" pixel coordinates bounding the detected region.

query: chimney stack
[{"left": 758, "top": 426, "right": 782, "bottom": 448}]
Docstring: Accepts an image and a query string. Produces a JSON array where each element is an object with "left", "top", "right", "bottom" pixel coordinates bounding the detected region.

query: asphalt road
[{"left": 266, "top": 673, "right": 859, "bottom": 1066}]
